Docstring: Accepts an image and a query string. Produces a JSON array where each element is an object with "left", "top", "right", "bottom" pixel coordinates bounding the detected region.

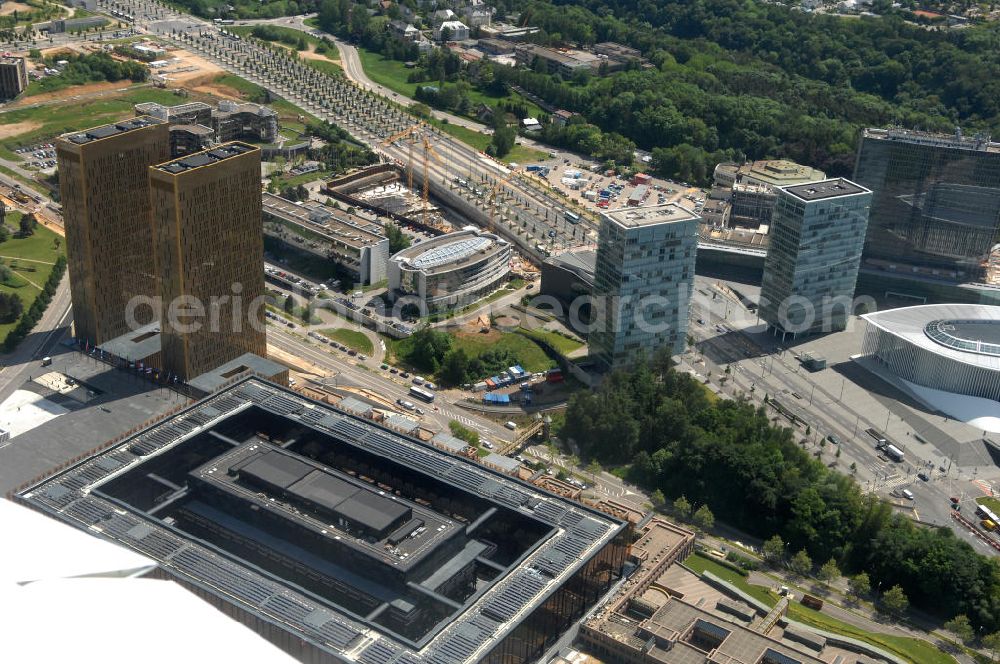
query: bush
[
  {"left": 725, "top": 550, "right": 760, "bottom": 572},
  {"left": 0, "top": 291, "right": 23, "bottom": 323},
  {"left": 694, "top": 550, "right": 749, "bottom": 577}
]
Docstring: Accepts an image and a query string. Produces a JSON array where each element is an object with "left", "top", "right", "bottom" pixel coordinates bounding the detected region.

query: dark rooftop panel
[
  {"left": 239, "top": 451, "right": 313, "bottom": 492},
  {"left": 358, "top": 640, "right": 401, "bottom": 664},
  {"left": 178, "top": 152, "right": 214, "bottom": 169},
  {"left": 335, "top": 492, "right": 410, "bottom": 533},
  {"left": 287, "top": 469, "right": 359, "bottom": 515},
  {"left": 61, "top": 117, "right": 163, "bottom": 145},
  {"left": 153, "top": 141, "right": 257, "bottom": 173}
]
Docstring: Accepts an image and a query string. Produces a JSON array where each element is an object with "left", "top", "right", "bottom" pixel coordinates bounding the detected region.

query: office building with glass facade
[
  {"left": 56, "top": 118, "right": 170, "bottom": 346},
  {"left": 590, "top": 204, "right": 699, "bottom": 370},
  {"left": 861, "top": 304, "right": 1000, "bottom": 401},
  {"left": 16, "top": 377, "right": 629, "bottom": 664},
  {"left": 853, "top": 128, "right": 1000, "bottom": 299},
  {"left": 760, "top": 179, "right": 872, "bottom": 337},
  {"left": 149, "top": 143, "right": 266, "bottom": 380},
  {"left": 388, "top": 228, "right": 511, "bottom": 311}
]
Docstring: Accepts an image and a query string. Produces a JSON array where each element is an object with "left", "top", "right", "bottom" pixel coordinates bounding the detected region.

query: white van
[
  {"left": 902, "top": 489, "right": 914, "bottom": 501},
  {"left": 504, "top": 421, "right": 517, "bottom": 431}
]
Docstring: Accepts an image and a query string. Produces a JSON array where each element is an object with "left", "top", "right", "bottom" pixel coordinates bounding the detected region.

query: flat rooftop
[
  {"left": 603, "top": 203, "right": 700, "bottom": 228},
  {"left": 60, "top": 117, "right": 164, "bottom": 145},
  {"left": 781, "top": 178, "right": 869, "bottom": 202},
  {"left": 863, "top": 127, "right": 1000, "bottom": 153},
  {"left": 262, "top": 192, "right": 385, "bottom": 250},
  {"left": 186, "top": 352, "right": 286, "bottom": 394},
  {"left": 153, "top": 142, "right": 256, "bottom": 174},
  {"left": 545, "top": 248, "right": 597, "bottom": 283},
  {"left": 170, "top": 123, "right": 215, "bottom": 136},
  {"left": 0, "top": 56, "right": 24, "bottom": 65},
  {"left": 192, "top": 443, "right": 459, "bottom": 568},
  {"left": 17, "top": 378, "right": 624, "bottom": 661},
  {"left": 96, "top": 321, "right": 162, "bottom": 362}
]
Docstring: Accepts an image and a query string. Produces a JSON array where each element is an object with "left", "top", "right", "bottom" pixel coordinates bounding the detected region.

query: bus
[
  {"left": 976, "top": 503, "right": 999, "bottom": 524},
  {"left": 564, "top": 211, "right": 581, "bottom": 224},
  {"left": 409, "top": 386, "right": 435, "bottom": 403}
]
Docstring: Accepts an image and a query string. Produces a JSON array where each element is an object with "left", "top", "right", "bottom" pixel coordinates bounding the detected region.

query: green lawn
[
  {"left": 976, "top": 496, "right": 1000, "bottom": 514},
  {"left": 0, "top": 219, "right": 64, "bottom": 344},
  {"left": 450, "top": 331, "right": 555, "bottom": 374},
  {"left": 787, "top": 603, "right": 955, "bottom": 664},
  {"left": 271, "top": 169, "right": 333, "bottom": 189},
  {"left": 0, "top": 88, "right": 188, "bottom": 151},
  {"left": 683, "top": 552, "right": 775, "bottom": 606},
  {"left": 305, "top": 59, "right": 343, "bottom": 77},
  {"left": 683, "top": 553, "right": 955, "bottom": 664},
  {"left": 426, "top": 118, "right": 545, "bottom": 164},
  {"left": 357, "top": 48, "right": 544, "bottom": 117},
  {"left": 321, "top": 327, "right": 373, "bottom": 354},
  {"left": 517, "top": 327, "right": 583, "bottom": 356},
  {"left": 387, "top": 326, "right": 556, "bottom": 377}
]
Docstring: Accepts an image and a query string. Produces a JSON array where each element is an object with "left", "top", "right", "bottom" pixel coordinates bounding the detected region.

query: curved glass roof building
[
  {"left": 388, "top": 229, "right": 511, "bottom": 312},
  {"left": 861, "top": 304, "right": 1000, "bottom": 400}
]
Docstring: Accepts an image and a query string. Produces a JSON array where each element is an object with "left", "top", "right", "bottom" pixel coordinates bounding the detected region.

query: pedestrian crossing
[
  {"left": 973, "top": 479, "right": 995, "bottom": 496},
  {"left": 881, "top": 475, "right": 909, "bottom": 492}
]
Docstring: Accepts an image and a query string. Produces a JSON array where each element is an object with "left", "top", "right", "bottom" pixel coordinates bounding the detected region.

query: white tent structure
[{"left": 1, "top": 500, "right": 300, "bottom": 663}]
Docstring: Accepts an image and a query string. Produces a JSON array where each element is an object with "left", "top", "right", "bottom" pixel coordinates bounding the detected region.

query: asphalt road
[{"left": 265, "top": 321, "right": 512, "bottom": 443}]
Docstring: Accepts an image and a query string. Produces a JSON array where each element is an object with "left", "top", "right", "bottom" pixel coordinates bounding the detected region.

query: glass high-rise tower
[
  {"left": 853, "top": 128, "right": 1000, "bottom": 292},
  {"left": 149, "top": 142, "right": 266, "bottom": 380},
  {"left": 590, "top": 204, "right": 699, "bottom": 370},
  {"left": 760, "top": 179, "right": 872, "bottom": 337},
  {"left": 56, "top": 118, "right": 170, "bottom": 346}
]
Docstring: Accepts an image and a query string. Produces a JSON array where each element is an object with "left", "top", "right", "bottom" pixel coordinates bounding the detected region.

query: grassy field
[
  {"left": 305, "top": 59, "right": 343, "bottom": 77},
  {"left": 683, "top": 552, "right": 776, "bottom": 606},
  {"left": 976, "top": 496, "right": 1000, "bottom": 514},
  {"left": 787, "top": 603, "right": 955, "bottom": 664},
  {"left": 426, "top": 118, "right": 546, "bottom": 164},
  {"left": 357, "top": 48, "right": 544, "bottom": 117},
  {"left": 321, "top": 327, "right": 373, "bottom": 354},
  {"left": 450, "top": 330, "right": 555, "bottom": 374},
  {"left": 516, "top": 327, "right": 583, "bottom": 356},
  {"left": 0, "top": 87, "right": 188, "bottom": 152},
  {"left": 271, "top": 169, "right": 333, "bottom": 189},
  {"left": 387, "top": 327, "right": 556, "bottom": 376},
  {"left": 0, "top": 218, "right": 65, "bottom": 343},
  {"left": 682, "top": 553, "right": 955, "bottom": 664}
]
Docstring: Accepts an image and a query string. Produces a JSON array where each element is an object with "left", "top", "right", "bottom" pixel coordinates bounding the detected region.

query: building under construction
[{"left": 326, "top": 163, "right": 453, "bottom": 235}]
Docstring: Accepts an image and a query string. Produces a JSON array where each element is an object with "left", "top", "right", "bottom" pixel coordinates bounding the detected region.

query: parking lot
[
  {"left": 510, "top": 156, "right": 709, "bottom": 229},
  {"left": 15, "top": 143, "right": 57, "bottom": 173}
]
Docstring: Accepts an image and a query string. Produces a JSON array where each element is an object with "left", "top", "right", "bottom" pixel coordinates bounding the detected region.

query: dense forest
[
  {"left": 562, "top": 354, "right": 1000, "bottom": 632},
  {"left": 172, "top": 0, "right": 1000, "bottom": 180},
  {"left": 496, "top": 0, "right": 1000, "bottom": 179},
  {"left": 313, "top": 0, "right": 1000, "bottom": 181}
]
